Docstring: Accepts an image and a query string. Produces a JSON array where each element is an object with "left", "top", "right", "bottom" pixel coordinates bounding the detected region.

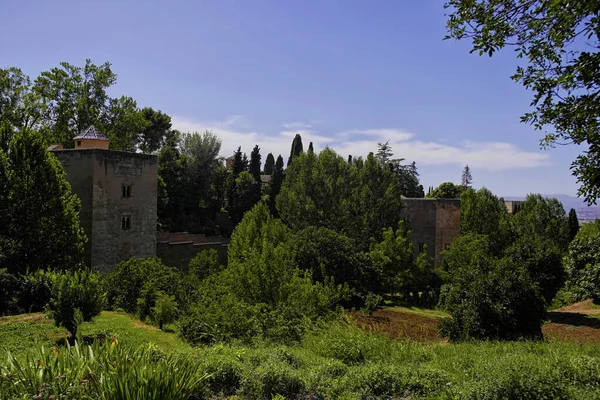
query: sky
[{"left": 0, "top": 0, "right": 585, "bottom": 196}]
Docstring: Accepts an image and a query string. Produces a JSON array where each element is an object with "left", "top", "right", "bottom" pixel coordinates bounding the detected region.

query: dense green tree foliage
[
  {"left": 277, "top": 149, "right": 403, "bottom": 245},
  {"left": 0, "top": 123, "right": 86, "bottom": 275},
  {"left": 439, "top": 235, "right": 545, "bottom": 341},
  {"left": 187, "top": 249, "right": 223, "bottom": 283},
  {"left": 138, "top": 107, "right": 173, "bottom": 154},
  {"left": 182, "top": 204, "right": 348, "bottom": 343},
  {"left": 445, "top": 0, "right": 600, "bottom": 204},
  {"left": 511, "top": 194, "right": 570, "bottom": 251},
  {"left": 290, "top": 226, "right": 377, "bottom": 301},
  {"left": 426, "top": 182, "right": 463, "bottom": 199},
  {"left": 460, "top": 187, "right": 511, "bottom": 255},
  {"left": 370, "top": 221, "right": 437, "bottom": 302},
  {"left": 565, "top": 229, "right": 600, "bottom": 302}
]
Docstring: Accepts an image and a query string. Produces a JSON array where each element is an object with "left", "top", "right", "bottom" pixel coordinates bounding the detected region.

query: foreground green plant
[{"left": 0, "top": 338, "right": 207, "bottom": 400}]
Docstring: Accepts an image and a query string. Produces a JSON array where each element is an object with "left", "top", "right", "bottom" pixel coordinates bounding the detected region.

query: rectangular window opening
[
  {"left": 418, "top": 243, "right": 425, "bottom": 253},
  {"left": 121, "top": 216, "right": 131, "bottom": 230}
]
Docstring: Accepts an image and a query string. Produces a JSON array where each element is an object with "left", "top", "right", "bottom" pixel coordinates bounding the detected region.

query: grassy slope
[
  {"left": 0, "top": 311, "right": 190, "bottom": 359},
  {"left": 3, "top": 307, "right": 600, "bottom": 398}
]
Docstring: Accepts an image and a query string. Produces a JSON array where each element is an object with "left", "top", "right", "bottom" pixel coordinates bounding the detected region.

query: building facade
[
  {"left": 401, "top": 198, "right": 461, "bottom": 268},
  {"left": 51, "top": 127, "right": 157, "bottom": 272}
]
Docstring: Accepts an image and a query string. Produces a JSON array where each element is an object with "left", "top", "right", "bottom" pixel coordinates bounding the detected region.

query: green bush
[
  {"left": 183, "top": 204, "right": 348, "bottom": 344},
  {"left": 439, "top": 235, "right": 546, "bottom": 341},
  {"left": 196, "top": 345, "right": 245, "bottom": 396},
  {"left": 151, "top": 291, "right": 178, "bottom": 330},
  {"left": 303, "top": 322, "right": 393, "bottom": 365},
  {"left": 188, "top": 248, "right": 223, "bottom": 281},
  {"left": 18, "top": 269, "right": 53, "bottom": 313},
  {"left": 104, "top": 257, "right": 186, "bottom": 319},
  {"left": 565, "top": 233, "right": 600, "bottom": 302},
  {"left": 47, "top": 268, "right": 105, "bottom": 338},
  {"left": 241, "top": 359, "right": 305, "bottom": 399}
]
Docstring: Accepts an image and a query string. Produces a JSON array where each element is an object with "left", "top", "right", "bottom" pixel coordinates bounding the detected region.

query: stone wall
[
  {"left": 156, "top": 241, "right": 229, "bottom": 271},
  {"left": 52, "top": 149, "right": 158, "bottom": 272},
  {"left": 401, "top": 198, "right": 461, "bottom": 267}
]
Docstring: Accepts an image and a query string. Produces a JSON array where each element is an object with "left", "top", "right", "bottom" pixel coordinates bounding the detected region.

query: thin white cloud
[
  {"left": 341, "top": 128, "right": 414, "bottom": 142},
  {"left": 172, "top": 116, "right": 550, "bottom": 171},
  {"left": 282, "top": 121, "right": 312, "bottom": 129}
]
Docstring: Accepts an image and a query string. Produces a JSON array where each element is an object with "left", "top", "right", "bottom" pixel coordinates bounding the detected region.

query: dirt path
[{"left": 543, "top": 300, "right": 600, "bottom": 344}]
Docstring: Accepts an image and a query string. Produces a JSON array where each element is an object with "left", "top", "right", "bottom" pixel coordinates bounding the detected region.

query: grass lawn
[{"left": 0, "top": 311, "right": 191, "bottom": 359}]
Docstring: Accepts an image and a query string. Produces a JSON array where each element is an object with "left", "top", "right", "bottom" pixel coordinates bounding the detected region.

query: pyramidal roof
[{"left": 73, "top": 125, "right": 109, "bottom": 141}]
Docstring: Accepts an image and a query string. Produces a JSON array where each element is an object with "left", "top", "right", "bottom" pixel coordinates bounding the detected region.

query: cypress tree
[
  {"left": 308, "top": 142, "right": 314, "bottom": 153},
  {"left": 568, "top": 208, "right": 580, "bottom": 242},
  {"left": 249, "top": 145, "right": 261, "bottom": 182},
  {"left": 263, "top": 153, "right": 275, "bottom": 175},
  {"left": 287, "top": 134, "right": 303, "bottom": 166},
  {"left": 269, "top": 155, "right": 285, "bottom": 216}
]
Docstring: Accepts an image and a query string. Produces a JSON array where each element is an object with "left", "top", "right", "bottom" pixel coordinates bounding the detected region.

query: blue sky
[{"left": 0, "top": 0, "right": 584, "bottom": 196}]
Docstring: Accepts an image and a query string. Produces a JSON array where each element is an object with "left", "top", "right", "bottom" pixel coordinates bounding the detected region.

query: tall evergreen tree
[
  {"left": 263, "top": 153, "right": 275, "bottom": 175},
  {"left": 269, "top": 155, "right": 285, "bottom": 216},
  {"left": 287, "top": 134, "right": 303, "bottom": 166},
  {"left": 461, "top": 165, "right": 473, "bottom": 189},
  {"left": 568, "top": 208, "right": 580, "bottom": 242},
  {"left": 0, "top": 122, "right": 86, "bottom": 274},
  {"left": 347, "top": 154, "right": 352, "bottom": 164},
  {"left": 249, "top": 145, "right": 262, "bottom": 182},
  {"left": 231, "top": 147, "right": 245, "bottom": 178},
  {"left": 308, "top": 142, "right": 314, "bottom": 153}
]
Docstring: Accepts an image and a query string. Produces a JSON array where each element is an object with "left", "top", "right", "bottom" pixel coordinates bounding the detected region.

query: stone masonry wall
[
  {"left": 52, "top": 149, "right": 157, "bottom": 272},
  {"left": 401, "top": 198, "right": 461, "bottom": 268}
]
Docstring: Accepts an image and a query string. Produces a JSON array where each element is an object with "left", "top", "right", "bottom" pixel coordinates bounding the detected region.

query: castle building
[
  {"left": 51, "top": 126, "right": 157, "bottom": 272},
  {"left": 401, "top": 198, "right": 461, "bottom": 268}
]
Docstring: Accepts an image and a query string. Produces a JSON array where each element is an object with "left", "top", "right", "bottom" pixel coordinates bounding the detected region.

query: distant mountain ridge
[{"left": 502, "top": 194, "right": 600, "bottom": 221}]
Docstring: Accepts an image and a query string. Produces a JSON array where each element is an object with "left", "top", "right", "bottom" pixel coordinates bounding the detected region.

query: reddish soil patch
[
  {"left": 347, "top": 309, "right": 443, "bottom": 342},
  {"left": 543, "top": 300, "right": 600, "bottom": 344}
]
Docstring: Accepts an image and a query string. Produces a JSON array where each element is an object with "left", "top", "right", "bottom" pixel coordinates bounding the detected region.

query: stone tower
[
  {"left": 51, "top": 126, "right": 157, "bottom": 272},
  {"left": 401, "top": 198, "right": 461, "bottom": 268}
]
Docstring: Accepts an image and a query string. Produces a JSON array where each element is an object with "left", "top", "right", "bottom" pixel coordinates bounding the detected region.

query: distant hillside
[{"left": 502, "top": 194, "right": 600, "bottom": 221}]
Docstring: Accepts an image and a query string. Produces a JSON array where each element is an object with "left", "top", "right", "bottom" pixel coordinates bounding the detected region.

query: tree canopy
[
  {"left": 445, "top": 0, "right": 600, "bottom": 204},
  {"left": 0, "top": 122, "right": 86, "bottom": 274}
]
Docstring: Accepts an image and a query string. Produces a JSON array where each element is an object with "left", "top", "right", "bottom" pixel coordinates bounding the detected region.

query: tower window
[
  {"left": 122, "top": 184, "right": 133, "bottom": 198},
  {"left": 121, "top": 215, "right": 131, "bottom": 230},
  {"left": 418, "top": 243, "right": 425, "bottom": 253}
]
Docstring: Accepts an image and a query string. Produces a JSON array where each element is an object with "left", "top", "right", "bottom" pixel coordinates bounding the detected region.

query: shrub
[
  {"left": 439, "top": 258, "right": 545, "bottom": 341},
  {"left": 47, "top": 268, "right": 105, "bottom": 338},
  {"left": 104, "top": 257, "right": 185, "bottom": 318},
  {"left": 439, "top": 235, "right": 546, "bottom": 341},
  {"left": 241, "top": 359, "right": 305, "bottom": 399},
  {"left": 151, "top": 291, "right": 178, "bottom": 330},
  {"left": 303, "top": 322, "right": 393, "bottom": 365},
  {"left": 188, "top": 248, "right": 223, "bottom": 281},
  {"left": 183, "top": 204, "right": 349, "bottom": 344},
  {"left": 565, "top": 233, "right": 600, "bottom": 302},
  {"left": 18, "top": 269, "right": 53, "bottom": 313}
]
